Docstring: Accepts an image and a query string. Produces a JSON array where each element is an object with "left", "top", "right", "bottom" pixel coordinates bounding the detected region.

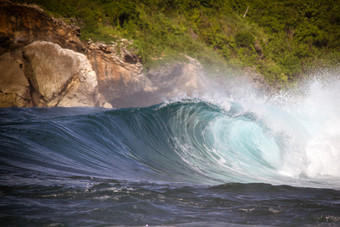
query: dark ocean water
[{"left": 1, "top": 96, "right": 340, "bottom": 226}]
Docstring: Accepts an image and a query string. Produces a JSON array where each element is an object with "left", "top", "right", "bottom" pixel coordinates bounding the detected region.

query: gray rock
[{"left": 23, "top": 41, "right": 105, "bottom": 107}]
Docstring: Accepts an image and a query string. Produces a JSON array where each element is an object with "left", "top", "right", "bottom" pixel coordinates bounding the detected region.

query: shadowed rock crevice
[{"left": 22, "top": 49, "right": 41, "bottom": 106}]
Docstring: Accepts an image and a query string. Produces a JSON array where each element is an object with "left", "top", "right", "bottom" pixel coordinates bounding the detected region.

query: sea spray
[{"left": 210, "top": 70, "right": 340, "bottom": 182}]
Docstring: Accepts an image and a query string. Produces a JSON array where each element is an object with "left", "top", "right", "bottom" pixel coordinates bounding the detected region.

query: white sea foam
[
  {"left": 194, "top": 69, "right": 340, "bottom": 187},
  {"left": 153, "top": 68, "right": 340, "bottom": 188}
]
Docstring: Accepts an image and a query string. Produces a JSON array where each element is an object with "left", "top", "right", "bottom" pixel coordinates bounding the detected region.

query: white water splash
[{"left": 200, "top": 69, "right": 340, "bottom": 186}]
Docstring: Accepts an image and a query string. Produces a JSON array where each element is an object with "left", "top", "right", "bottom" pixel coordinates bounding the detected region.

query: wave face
[
  {"left": 2, "top": 96, "right": 339, "bottom": 187},
  {"left": 1, "top": 78, "right": 340, "bottom": 225}
]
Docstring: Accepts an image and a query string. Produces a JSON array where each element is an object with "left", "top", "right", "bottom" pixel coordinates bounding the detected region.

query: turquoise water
[{"left": 1, "top": 80, "right": 340, "bottom": 226}]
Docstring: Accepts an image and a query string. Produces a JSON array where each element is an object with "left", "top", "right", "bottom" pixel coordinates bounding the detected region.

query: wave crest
[{"left": 1, "top": 79, "right": 340, "bottom": 189}]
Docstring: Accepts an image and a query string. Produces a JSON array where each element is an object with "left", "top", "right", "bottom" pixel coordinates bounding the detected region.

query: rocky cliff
[
  {"left": 1, "top": 0, "right": 214, "bottom": 108},
  {"left": 0, "top": 0, "right": 269, "bottom": 108},
  {"left": 0, "top": 0, "right": 100, "bottom": 107}
]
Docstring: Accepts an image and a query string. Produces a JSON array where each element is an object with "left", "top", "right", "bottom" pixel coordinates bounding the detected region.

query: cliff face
[
  {"left": 86, "top": 41, "right": 146, "bottom": 108},
  {"left": 0, "top": 0, "right": 84, "bottom": 54},
  {"left": 0, "top": 0, "right": 97, "bottom": 107}
]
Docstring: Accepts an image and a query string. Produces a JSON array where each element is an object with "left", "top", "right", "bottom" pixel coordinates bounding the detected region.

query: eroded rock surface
[
  {"left": 87, "top": 41, "right": 146, "bottom": 107},
  {"left": 0, "top": 0, "right": 84, "bottom": 54},
  {"left": 23, "top": 41, "right": 101, "bottom": 107},
  {"left": 0, "top": 1, "right": 107, "bottom": 108},
  {"left": 0, "top": 51, "right": 30, "bottom": 107}
]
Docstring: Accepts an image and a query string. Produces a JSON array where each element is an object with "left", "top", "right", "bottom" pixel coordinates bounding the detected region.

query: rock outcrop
[
  {"left": 0, "top": 40, "right": 106, "bottom": 107},
  {"left": 23, "top": 41, "right": 102, "bottom": 107},
  {"left": 0, "top": 51, "right": 30, "bottom": 107},
  {"left": 87, "top": 42, "right": 209, "bottom": 108},
  {"left": 0, "top": 0, "right": 103, "bottom": 108},
  {"left": 0, "top": 0, "right": 270, "bottom": 109},
  {"left": 87, "top": 41, "right": 210, "bottom": 107},
  {"left": 0, "top": 0, "right": 84, "bottom": 54},
  {"left": 87, "top": 41, "right": 147, "bottom": 108},
  {"left": 0, "top": 1, "right": 213, "bottom": 109}
]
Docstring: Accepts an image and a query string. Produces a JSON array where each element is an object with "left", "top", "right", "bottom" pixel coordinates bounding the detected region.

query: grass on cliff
[{"left": 12, "top": 0, "right": 340, "bottom": 87}]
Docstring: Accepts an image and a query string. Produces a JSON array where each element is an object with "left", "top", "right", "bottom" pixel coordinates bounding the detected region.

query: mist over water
[
  {"left": 167, "top": 69, "right": 340, "bottom": 188},
  {"left": 0, "top": 69, "right": 340, "bottom": 226}
]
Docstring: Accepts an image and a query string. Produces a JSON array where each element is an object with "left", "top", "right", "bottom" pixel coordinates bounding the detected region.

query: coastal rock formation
[
  {"left": 0, "top": 0, "right": 84, "bottom": 54},
  {"left": 0, "top": 0, "right": 104, "bottom": 108},
  {"left": 23, "top": 41, "right": 102, "bottom": 107},
  {"left": 87, "top": 41, "right": 147, "bottom": 107},
  {"left": 0, "top": 1, "right": 107, "bottom": 108},
  {"left": 0, "top": 0, "right": 209, "bottom": 108},
  {"left": 87, "top": 41, "right": 209, "bottom": 108},
  {"left": 0, "top": 1, "right": 270, "bottom": 109},
  {"left": 0, "top": 51, "right": 30, "bottom": 107}
]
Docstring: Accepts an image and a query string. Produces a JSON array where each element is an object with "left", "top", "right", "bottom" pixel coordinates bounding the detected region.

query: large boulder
[
  {"left": 0, "top": 1, "right": 111, "bottom": 108},
  {"left": 23, "top": 41, "right": 107, "bottom": 107}
]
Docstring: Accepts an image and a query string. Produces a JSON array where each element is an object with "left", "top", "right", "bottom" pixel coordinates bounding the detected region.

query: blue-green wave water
[{"left": 1, "top": 80, "right": 340, "bottom": 226}]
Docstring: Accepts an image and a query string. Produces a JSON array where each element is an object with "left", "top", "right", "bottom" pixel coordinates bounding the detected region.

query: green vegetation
[{"left": 13, "top": 0, "right": 340, "bottom": 87}]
